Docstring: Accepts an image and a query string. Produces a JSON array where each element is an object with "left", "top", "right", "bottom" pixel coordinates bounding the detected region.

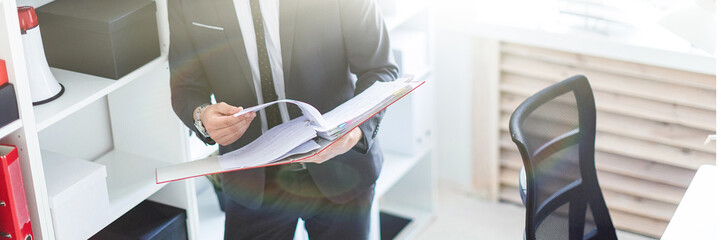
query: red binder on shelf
[
  {"left": 156, "top": 79, "right": 425, "bottom": 184},
  {"left": 0, "top": 145, "right": 33, "bottom": 240},
  {"left": 0, "top": 59, "right": 8, "bottom": 86}
]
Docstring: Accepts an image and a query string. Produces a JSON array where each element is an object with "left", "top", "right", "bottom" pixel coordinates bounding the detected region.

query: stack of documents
[{"left": 156, "top": 77, "right": 424, "bottom": 184}]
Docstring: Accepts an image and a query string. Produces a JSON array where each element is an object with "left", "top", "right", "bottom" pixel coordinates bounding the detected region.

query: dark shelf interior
[{"left": 381, "top": 211, "right": 412, "bottom": 240}]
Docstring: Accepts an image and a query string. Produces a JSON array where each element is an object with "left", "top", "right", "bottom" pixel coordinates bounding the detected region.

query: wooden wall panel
[{"left": 496, "top": 43, "right": 715, "bottom": 238}]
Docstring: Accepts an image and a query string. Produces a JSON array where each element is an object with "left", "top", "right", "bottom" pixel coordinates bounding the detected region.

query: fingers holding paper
[
  {"left": 301, "top": 127, "right": 363, "bottom": 164},
  {"left": 200, "top": 102, "right": 256, "bottom": 146}
]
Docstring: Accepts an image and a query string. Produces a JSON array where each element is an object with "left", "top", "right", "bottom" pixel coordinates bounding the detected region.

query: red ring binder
[{"left": 0, "top": 145, "right": 33, "bottom": 240}]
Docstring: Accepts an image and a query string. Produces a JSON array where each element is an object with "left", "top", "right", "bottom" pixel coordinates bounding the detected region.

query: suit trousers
[{"left": 223, "top": 165, "right": 375, "bottom": 240}]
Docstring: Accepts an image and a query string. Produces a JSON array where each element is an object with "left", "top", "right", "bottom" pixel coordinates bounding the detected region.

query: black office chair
[{"left": 509, "top": 75, "right": 617, "bottom": 240}]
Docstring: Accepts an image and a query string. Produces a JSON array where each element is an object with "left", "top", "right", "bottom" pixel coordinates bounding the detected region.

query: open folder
[{"left": 156, "top": 77, "right": 425, "bottom": 184}]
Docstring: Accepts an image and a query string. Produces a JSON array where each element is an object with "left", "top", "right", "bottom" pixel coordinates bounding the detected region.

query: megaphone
[{"left": 18, "top": 6, "right": 63, "bottom": 105}]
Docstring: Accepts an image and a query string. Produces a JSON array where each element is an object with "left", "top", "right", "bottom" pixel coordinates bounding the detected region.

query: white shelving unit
[
  {"left": 0, "top": 0, "right": 203, "bottom": 239},
  {"left": 1, "top": 0, "right": 55, "bottom": 238},
  {"left": 0, "top": 0, "right": 435, "bottom": 239},
  {"left": 0, "top": 119, "right": 22, "bottom": 139}
]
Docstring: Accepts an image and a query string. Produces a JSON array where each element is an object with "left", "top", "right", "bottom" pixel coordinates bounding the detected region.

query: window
[{"left": 557, "top": 0, "right": 692, "bottom": 33}]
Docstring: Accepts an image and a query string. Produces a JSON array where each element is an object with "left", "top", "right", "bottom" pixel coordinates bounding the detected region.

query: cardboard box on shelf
[{"left": 42, "top": 150, "right": 110, "bottom": 240}]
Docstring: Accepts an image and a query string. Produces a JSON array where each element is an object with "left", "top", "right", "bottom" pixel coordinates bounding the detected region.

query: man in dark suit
[{"left": 168, "top": 0, "right": 398, "bottom": 239}]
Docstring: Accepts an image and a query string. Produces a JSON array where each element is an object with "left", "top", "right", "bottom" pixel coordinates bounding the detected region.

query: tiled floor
[{"left": 416, "top": 182, "right": 656, "bottom": 240}]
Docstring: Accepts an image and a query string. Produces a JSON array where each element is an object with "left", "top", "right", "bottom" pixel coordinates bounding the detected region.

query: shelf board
[
  {"left": 376, "top": 149, "right": 430, "bottom": 198},
  {"left": 0, "top": 119, "right": 21, "bottom": 139},
  {"left": 94, "top": 150, "right": 170, "bottom": 221},
  {"left": 34, "top": 57, "right": 166, "bottom": 131},
  {"left": 386, "top": 1, "right": 428, "bottom": 31}
]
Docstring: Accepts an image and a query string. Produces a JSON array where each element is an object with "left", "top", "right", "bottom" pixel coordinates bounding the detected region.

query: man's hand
[
  {"left": 196, "top": 102, "right": 256, "bottom": 146},
  {"left": 301, "top": 127, "right": 362, "bottom": 164}
]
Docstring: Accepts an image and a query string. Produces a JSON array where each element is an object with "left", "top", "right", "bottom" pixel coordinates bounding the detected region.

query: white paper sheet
[
  {"left": 233, "top": 99, "right": 328, "bottom": 128},
  {"left": 317, "top": 80, "right": 414, "bottom": 139},
  {"left": 218, "top": 117, "right": 317, "bottom": 169},
  {"left": 322, "top": 81, "right": 411, "bottom": 128},
  {"left": 275, "top": 139, "right": 321, "bottom": 160}
]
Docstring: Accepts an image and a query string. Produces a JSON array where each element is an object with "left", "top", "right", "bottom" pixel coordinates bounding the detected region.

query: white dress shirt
[{"left": 233, "top": 0, "right": 289, "bottom": 132}]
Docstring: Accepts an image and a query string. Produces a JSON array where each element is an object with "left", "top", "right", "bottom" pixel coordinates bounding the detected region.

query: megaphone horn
[{"left": 18, "top": 6, "right": 64, "bottom": 106}]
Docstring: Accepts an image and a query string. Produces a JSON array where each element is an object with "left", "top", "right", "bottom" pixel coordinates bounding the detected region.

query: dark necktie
[{"left": 250, "top": 0, "right": 283, "bottom": 128}]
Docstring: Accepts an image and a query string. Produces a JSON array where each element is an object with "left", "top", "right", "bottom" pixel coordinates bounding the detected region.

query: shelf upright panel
[{"left": 0, "top": 0, "right": 54, "bottom": 239}]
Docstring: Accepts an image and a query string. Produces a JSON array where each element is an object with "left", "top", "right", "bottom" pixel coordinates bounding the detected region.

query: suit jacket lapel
[
  {"left": 212, "top": 0, "right": 255, "bottom": 92},
  {"left": 280, "top": 0, "right": 298, "bottom": 84}
]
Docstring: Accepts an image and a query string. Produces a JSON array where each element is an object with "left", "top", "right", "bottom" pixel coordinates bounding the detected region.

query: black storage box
[
  {"left": 380, "top": 212, "right": 411, "bottom": 240},
  {"left": 90, "top": 200, "right": 188, "bottom": 240},
  {"left": 36, "top": 0, "right": 160, "bottom": 79},
  {"left": 0, "top": 84, "right": 19, "bottom": 129}
]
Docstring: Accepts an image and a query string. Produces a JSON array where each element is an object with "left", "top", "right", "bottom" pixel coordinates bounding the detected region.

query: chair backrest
[{"left": 509, "top": 75, "right": 617, "bottom": 240}]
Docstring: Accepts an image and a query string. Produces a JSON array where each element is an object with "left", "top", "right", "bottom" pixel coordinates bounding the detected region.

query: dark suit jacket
[{"left": 168, "top": 0, "right": 398, "bottom": 209}]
